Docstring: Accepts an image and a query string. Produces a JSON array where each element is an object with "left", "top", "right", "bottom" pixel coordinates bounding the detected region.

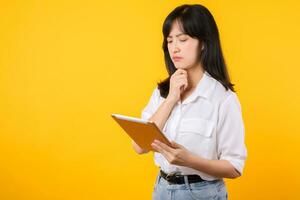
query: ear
[{"left": 200, "top": 41, "right": 206, "bottom": 51}]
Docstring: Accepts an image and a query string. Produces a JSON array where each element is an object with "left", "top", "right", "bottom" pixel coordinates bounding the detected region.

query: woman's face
[{"left": 167, "top": 20, "right": 201, "bottom": 70}]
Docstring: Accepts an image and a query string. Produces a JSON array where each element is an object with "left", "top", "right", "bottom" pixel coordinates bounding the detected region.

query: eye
[
  {"left": 180, "top": 39, "right": 187, "bottom": 42},
  {"left": 167, "top": 40, "right": 172, "bottom": 43}
]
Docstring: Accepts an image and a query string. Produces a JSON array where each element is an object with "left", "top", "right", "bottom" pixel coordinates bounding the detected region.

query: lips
[{"left": 172, "top": 56, "right": 183, "bottom": 61}]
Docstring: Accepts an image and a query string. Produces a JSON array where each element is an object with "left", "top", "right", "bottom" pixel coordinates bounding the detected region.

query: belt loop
[
  {"left": 184, "top": 175, "right": 198, "bottom": 200},
  {"left": 155, "top": 172, "right": 161, "bottom": 187},
  {"left": 184, "top": 175, "right": 189, "bottom": 186},
  {"left": 184, "top": 175, "right": 190, "bottom": 190}
]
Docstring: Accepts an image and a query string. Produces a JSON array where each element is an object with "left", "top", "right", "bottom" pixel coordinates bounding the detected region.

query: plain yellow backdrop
[{"left": 1, "top": 0, "right": 299, "bottom": 199}]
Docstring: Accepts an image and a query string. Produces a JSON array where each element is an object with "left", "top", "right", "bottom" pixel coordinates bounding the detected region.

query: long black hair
[{"left": 157, "top": 4, "right": 235, "bottom": 98}]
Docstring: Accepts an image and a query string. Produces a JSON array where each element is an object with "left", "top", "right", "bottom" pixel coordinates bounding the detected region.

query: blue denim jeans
[{"left": 152, "top": 172, "right": 228, "bottom": 200}]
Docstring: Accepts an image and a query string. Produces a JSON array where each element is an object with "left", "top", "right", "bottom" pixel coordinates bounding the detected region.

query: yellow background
[{"left": 1, "top": 0, "right": 299, "bottom": 199}]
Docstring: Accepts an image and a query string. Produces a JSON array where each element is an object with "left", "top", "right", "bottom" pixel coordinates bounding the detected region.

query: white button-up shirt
[{"left": 141, "top": 70, "right": 247, "bottom": 180}]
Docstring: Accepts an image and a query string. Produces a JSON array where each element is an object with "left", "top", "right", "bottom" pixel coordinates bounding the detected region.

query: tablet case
[{"left": 111, "top": 113, "right": 171, "bottom": 152}]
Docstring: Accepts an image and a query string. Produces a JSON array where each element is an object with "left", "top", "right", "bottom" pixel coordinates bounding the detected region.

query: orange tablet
[{"left": 111, "top": 113, "right": 171, "bottom": 152}]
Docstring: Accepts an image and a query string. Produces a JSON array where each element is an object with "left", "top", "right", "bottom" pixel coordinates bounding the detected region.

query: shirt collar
[{"left": 195, "top": 70, "right": 213, "bottom": 99}]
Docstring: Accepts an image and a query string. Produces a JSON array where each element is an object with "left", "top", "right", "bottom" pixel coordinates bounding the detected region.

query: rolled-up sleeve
[
  {"left": 141, "top": 86, "right": 160, "bottom": 121},
  {"left": 216, "top": 93, "right": 247, "bottom": 175}
]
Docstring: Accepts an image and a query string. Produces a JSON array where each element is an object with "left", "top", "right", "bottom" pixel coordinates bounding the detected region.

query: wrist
[
  {"left": 186, "top": 153, "right": 196, "bottom": 168},
  {"left": 186, "top": 153, "right": 205, "bottom": 169},
  {"left": 165, "top": 96, "right": 178, "bottom": 105}
]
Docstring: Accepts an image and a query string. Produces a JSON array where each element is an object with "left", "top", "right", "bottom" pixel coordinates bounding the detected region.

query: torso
[{"left": 143, "top": 71, "right": 246, "bottom": 180}]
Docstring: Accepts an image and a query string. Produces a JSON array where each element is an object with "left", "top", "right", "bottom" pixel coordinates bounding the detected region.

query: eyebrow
[{"left": 167, "top": 33, "right": 186, "bottom": 38}]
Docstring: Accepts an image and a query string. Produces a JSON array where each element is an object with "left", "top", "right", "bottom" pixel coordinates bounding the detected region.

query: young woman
[{"left": 132, "top": 4, "right": 247, "bottom": 200}]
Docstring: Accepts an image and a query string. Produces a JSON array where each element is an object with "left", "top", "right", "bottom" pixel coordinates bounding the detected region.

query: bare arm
[
  {"left": 133, "top": 69, "right": 188, "bottom": 154},
  {"left": 132, "top": 97, "right": 177, "bottom": 154},
  {"left": 149, "top": 97, "right": 177, "bottom": 131},
  {"left": 186, "top": 154, "right": 241, "bottom": 179},
  {"left": 151, "top": 137, "right": 241, "bottom": 178}
]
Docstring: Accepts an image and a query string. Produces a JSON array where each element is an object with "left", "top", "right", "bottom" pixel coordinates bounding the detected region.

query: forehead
[{"left": 167, "top": 21, "right": 187, "bottom": 38}]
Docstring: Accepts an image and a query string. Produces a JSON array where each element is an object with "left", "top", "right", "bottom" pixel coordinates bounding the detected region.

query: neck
[{"left": 185, "top": 63, "right": 204, "bottom": 90}]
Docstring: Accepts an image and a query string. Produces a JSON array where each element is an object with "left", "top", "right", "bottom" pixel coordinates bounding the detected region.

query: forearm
[
  {"left": 149, "top": 97, "right": 177, "bottom": 131},
  {"left": 186, "top": 154, "right": 241, "bottom": 179},
  {"left": 132, "top": 97, "right": 177, "bottom": 154}
]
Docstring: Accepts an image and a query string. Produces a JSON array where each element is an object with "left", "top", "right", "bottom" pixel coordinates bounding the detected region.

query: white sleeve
[
  {"left": 216, "top": 93, "right": 247, "bottom": 175},
  {"left": 141, "top": 86, "right": 160, "bottom": 121}
]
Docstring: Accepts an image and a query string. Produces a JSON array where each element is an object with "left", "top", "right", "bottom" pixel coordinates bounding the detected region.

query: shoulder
[
  {"left": 207, "top": 76, "right": 240, "bottom": 108},
  {"left": 152, "top": 85, "right": 160, "bottom": 99}
]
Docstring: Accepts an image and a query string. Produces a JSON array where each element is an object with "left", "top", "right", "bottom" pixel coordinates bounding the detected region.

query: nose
[{"left": 172, "top": 41, "right": 180, "bottom": 53}]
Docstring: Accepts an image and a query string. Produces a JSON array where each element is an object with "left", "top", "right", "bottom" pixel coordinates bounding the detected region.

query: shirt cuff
[{"left": 219, "top": 155, "right": 245, "bottom": 175}]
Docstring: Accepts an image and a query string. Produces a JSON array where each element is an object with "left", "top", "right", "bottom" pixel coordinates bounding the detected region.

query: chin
[
  {"left": 175, "top": 65, "right": 189, "bottom": 70},
  {"left": 174, "top": 63, "right": 184, "bottom": 68}
]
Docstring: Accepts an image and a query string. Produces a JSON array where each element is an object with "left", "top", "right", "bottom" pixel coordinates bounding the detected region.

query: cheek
[{"left": 182, "top": 42, "right": 199, "bottom": 62}]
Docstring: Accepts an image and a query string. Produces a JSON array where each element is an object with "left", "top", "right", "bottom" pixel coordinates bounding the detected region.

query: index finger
[
  {"left": 154, "top": 140, "right": 175, "bottom": 154},
  {"left": 176, "top": 69, "right": 187, "bottom": 75}
]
